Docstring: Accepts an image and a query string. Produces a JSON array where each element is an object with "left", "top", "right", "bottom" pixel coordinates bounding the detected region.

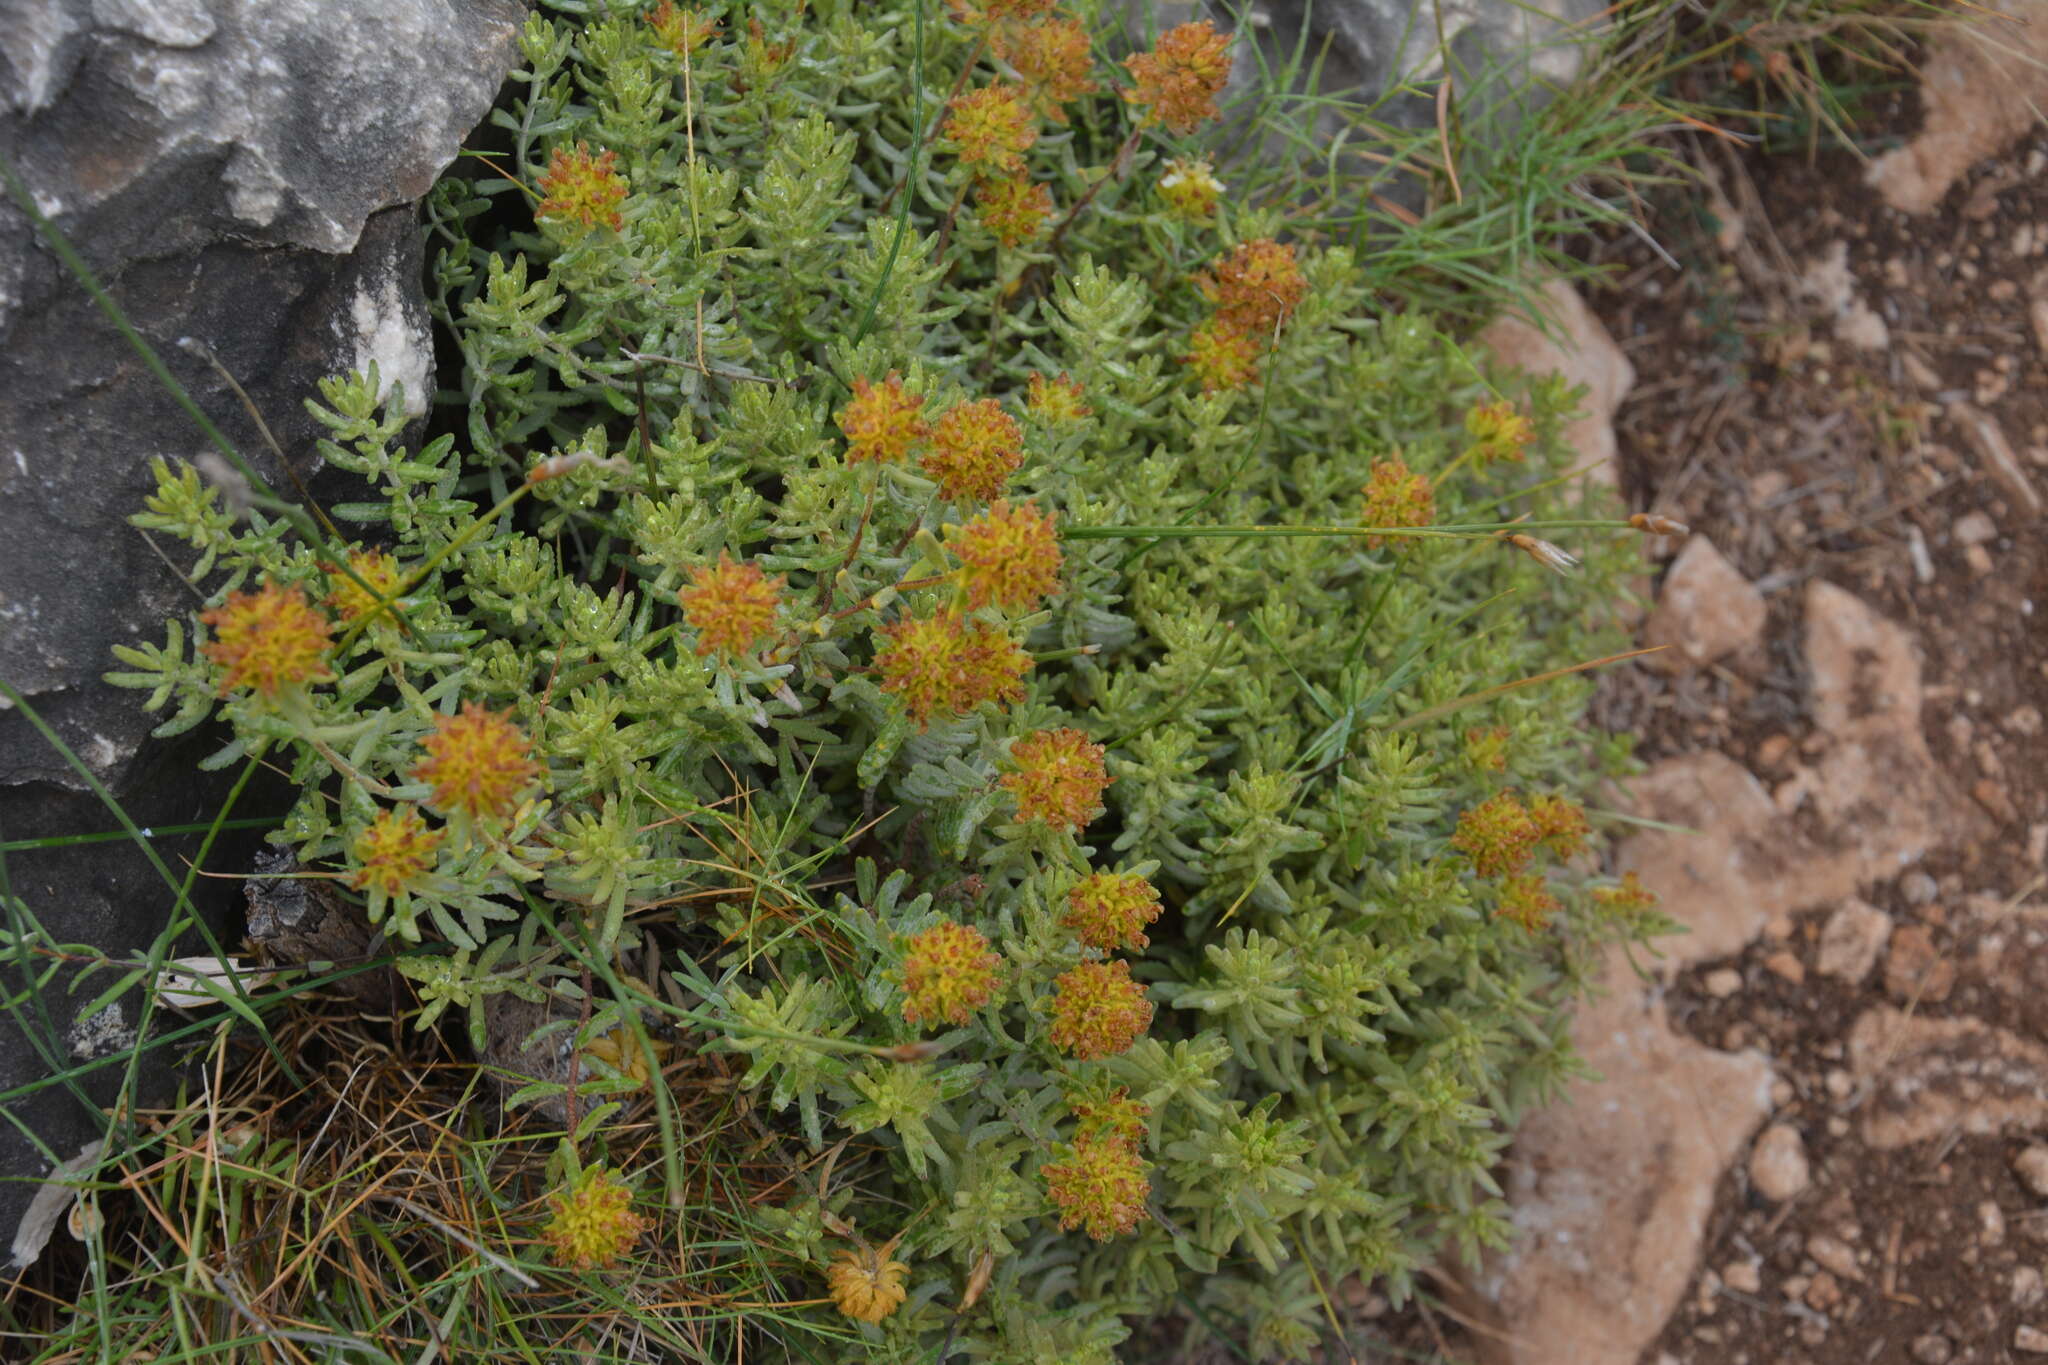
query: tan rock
[
  {"left": 1867, "top": 1, "right": 2048, "bottom": 214},
  {"left": 1477, "top": 277, "right": 1635, "bottom": 491},
  {"left": 2013, "top": 1145, "right": 2048, "bottom": 1199},
  {"left": 1848, "top": 1007, "right": 2048, "bottom": 1148},
  {"left": 1817, "top": 898, "right": 1893, "bottom": 984},
  {"left": 1463, "top": 946, "right": 1774, "bottom": 1365},
  {"left": 1641, "top": 537, "right": 1767, "bottom": 671},
  {"left": 1751, "top": 1122, "right": 1812, "bottom": 1202}
]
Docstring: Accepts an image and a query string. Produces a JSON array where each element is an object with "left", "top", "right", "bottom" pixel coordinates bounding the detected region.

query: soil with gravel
[{"left": 1583, "top": 86, "right": 2048, "bottom": 1365}]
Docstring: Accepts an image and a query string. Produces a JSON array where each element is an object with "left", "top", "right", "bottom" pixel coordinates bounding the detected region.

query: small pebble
[
  {"left": 2019, "top": 1266, "right": 2046, "bottom": 1308},
  {"left": 1911, "top": 1332, "right": 1955, "bottom": 1365},
  {"left": 1722, "top": 1260, "right": 1762, "bottom": 1295},
  {"left": 1751, "top": 1123, "right": 1811, "bottom": 1202},
  {"left": 2018, "top": 1323, "right": 2048, "bottom": 1355},
  {"left": 1956, "top": 510, "right": 1998, "bottom": 545},
  {"left": 1983, "top": 1199, "right": 2009, "bottom": 1246},
  {"left": 1805, "top": 1270, "right": 1842, "bottom": 1312},
  {"left": 1807, "top": 1233, "right": 1861, "bottom": 1279},
  {"left": 1704, "top": 968, "right": 1743, "bottom": 998},
  {"left": 1764, "top": 950, "right": 1806, "bottom": 986},
  {"left": 2014, "top": 1145, "right": 2048, "bottom": 1199}
]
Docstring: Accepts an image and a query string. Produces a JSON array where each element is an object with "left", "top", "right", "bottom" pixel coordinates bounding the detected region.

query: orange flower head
[
  {"left": 1122, "top": 19, "right": 1233, "bottom": 134},
  {"left": 540, "top": 1165, "right": 647, "bottom": 1270},
  {"left": 1466, "top": 399, "right": 1534, "bottom": 465},
  {"left": 647, "top": 1, "right": 718, "bottom": 55},
  {"left": 349, "top": 806, "right": 444, "bottom": 899},
  {"left": 1360, "top": 456, "right": 1434, "bottom": 551},
  {"left": 993, "top": 15, "right": 1098, "bottom": 122},
  {"left": 1048, "top": 958, "right": 1152, "bottom": 1060},
  {"left": 325, "top": 549, "right": 406, "bottom": 625},
  {"left": 924, "top": 398, "right": 1024, "bottom": 503},
  {"left": 827, "top": 1244, "right": 910, "bottom": 1323},
  {"left": 1496, "top": 873, "right": 1560, "bottom": 932},
  {"left": 1183, "top": 317, "right": 1261, "bottom": 394},
  {"left": 875, "top": 611, "right": 1031, "bottom": 727},
  {"left": 679, "top": 551, "right": 784, "bottom": 657},
  {"left": 944, "top": 84, "right": 1037, "bottom": 175},
  {"left": 536, "top": 142, "right": 628, "bottom": 236},
  {"left": 412, "top": 702, "right": 539, "bottom": 825},
  {"left": 947, "top": 500, "right": 1063, "bottom": 612},
  {"left": 973, "top": 173, "right": 1053, "bottom": 248},
  {"left": 836, "top": 372, "right": 929, "bottom": 465},
  {"left": 1450, "top": 791, "right": 1538, "bottom": 878},
  {"left": 199, "top": 581, "right": 335, "bottom": 698},
  {"left": 1026, "top": 371, "right": 1091, "bottom": 424},
  {"left": 1063, "top": 871, "right": 1163, "bottom": 952},
  {"left": 1200, "top": 237, "right": 1306, "bottom": 333},
  {"left": 1003, "top": 727, "right": 1110, "bottom": 831},
  {"left": 947, "top": 0, "right": 1057, "bottom": 23},
  {"left": 1157, "top": 156, "right": 1224, "bottom": 220},
  {"left": 899, "top": 919, "right": 1004, "bottom": 1027},
  {"left": 1527, "top": 793, "right": 1590, "bottom": 860},
  {"left": 1464, "top": 726, "right": 1510, "bottom": 774},
  {"left": 1069, "top": 1086, "right": 1150, "bottom": 1146},
  {"left": 1042, "top": 1132, "right": 1149, "bottom": 1240}
]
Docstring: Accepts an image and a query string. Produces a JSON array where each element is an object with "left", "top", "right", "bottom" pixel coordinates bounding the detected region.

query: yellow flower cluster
[
  {"left": 678, "top": 551, "right": 784, "bottom": 657},
  {"left": 1002, "top": 727, "right": 1111, "bottom": 831},
  {"left": 199, "top": 581, "right": 335, "bottom": 698},
  {"left": 412, "top": 702, "right": 538, "bottom": 825},
  {"left": 875, "top": 611, "right": 1031, "bottom": 727},
  {"left": 946, "top": 500, "right": 1063, "bottom": 612},
  {"left": 540, "top": 1165, "right": 646, "bottom": 1270},
  {"left": 1122, "top": 19, "right": 1233, "bottom": 134},
  {"left": 899, "top": 919, "right": 1004, "bottom": 1027},
  {"left": 536, "top": 142, "right": 627, "bottom": 236}
]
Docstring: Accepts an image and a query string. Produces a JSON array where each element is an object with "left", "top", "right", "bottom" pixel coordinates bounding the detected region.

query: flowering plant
[{"left": 106, "top": 1, "right": 1665, "bottom": 1358}]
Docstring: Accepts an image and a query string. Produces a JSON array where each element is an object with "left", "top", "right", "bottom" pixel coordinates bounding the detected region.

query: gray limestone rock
[{"left": 0, "top": 0, "right": 521, "bottom": 1245}]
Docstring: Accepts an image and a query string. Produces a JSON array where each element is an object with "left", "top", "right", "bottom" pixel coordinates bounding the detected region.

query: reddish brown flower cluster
[
  {"left": 1496, "top": 873, "right": 1561, "bottom": 932},
  {"left": 1042, "top": 1131, "right": 1150, "bottom": 1240},
  {"left": 412, "top": 702, "right": 539, "bottom": 826},
  {"left": 1181, "top": 238, "right": 1305, "bottom": 395},
  {"left": 1451, "top": 789, "right": 1592, "bottom": 931},
  {"left": 678, "top": 552, "right": 784, "bottom": 657},
  {"left": 1449, "top": 791, "right": 1538, "bottom": 878},
  {"left": 536, "top": 142, "right": 628, "bottom": 236},
  {"left": 1048, "top": 958, "right": 1152, "bottom": 1059},
  {"left": 200, "top": 581, "right": 335, "bottom": 698},
  {"left": 925, "top": 398, "right": 1025, "bottom": 503},
  {"left": 836, "top": 372, "right": 930, "bottom": 466},
  {"left": 944, "top": 84, "right": 1037, "bottom": 175},
  {"left": 1002, "top": 727, "right": 1110, "bottom": 831},
  {"left": 1359, "top": 456, "right": 1434, "bottom": 550},
  {"left": 1122, "top": 19, "right": 1233, "bottom": 134},
  {"left": 1062, "top": 871, "right": 1163, "bottom": 952},
  {"left": 974, "top": 172, "right": 1053, "bottom": 247},
  {"left": 1025, "top": 371, "right": 1091, "bottom": 424},
  {"left": 947, "top": 500, "right": 1063, "bottom": 611},
  {"left": 899, "top": 919, "right": 1004, "bottom": 1027},
  {"left": 992, "top": 14, "right": 1098, "bottom": 122},
  {"left": 874, "top": 612, "right": 1031, "bottom": 727}
]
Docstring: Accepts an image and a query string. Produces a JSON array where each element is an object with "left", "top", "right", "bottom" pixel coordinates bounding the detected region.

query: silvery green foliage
[{"left": 116, "top": 2, "right": 1657, "bottom": 1358}]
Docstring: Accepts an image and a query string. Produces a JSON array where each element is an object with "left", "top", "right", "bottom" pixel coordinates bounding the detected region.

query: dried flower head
[
  {"left": 924, "top": 398, "right": 1024, "bottom": 502},
  {"left": 1527, "top": 793, "right": 1590, "bottom": 860},
  {"left": 993, "top": 15, "right": 1097, "bottom": 121},
  {"left": 1201, "top": 237, "right": 1306, "bottom": 334},
  {"left": 412, "top": 701, "right": 539, "bottom": 825},
  {"left": 1450, "top": 791, "right": 1538, "bottom": 878},
  {"left": 1002, "top": 727, "right": 1111, "bottom": 831},
  {"left": 1063, "top": 871, "right": 1163, "bottom": 952},
  {"left": 349, "top": 805, "right": 444, "bottom": 899},
  {"left": 1183, "top": 317, "right": 1261, "bottom": 393},
  {"left": 1157, "top": 156, "right": 1224, "bottom": 220},
  {"left": 1359, "top": 456, "right": 1435, "bottom": 550},
  {"left": 1048, "top": 958, "right": 1152, "bottom": 1059},
  {"left": 947, "top": 500, "right": 1063, "bottom": 611},
  {"left": 1629, "top": 511, "right": 1691, "bottom": 537},
  {"left": 973, "top": 172, "right": 1053, "bottom": 248},
  {"left": 1465, "top": 399, "right": 1534, "bottom": 465},
  {"left": 647, "top": 1, "right": 718, "bottom": 55},
  {"left": 836, "top": 372, "right": 930, "bottom": 465},
  {"left": 1496, "top": 873, "right": 1560, "bottom": 932},
  {"left": 1026, "top": 371, "right": 1091, "bottom": 424},
  {"left": 325, "top": 549, "right": 406, "bottom": 625},
  {"left": 1122, "top": 19, "right": 1232, "bottom": 134},
  {"left": 1069, "top": 1085, "right": 1150, "bottom": 1146},
  {"left": 875, "top": 611, "right": 1031, "bottom": 726},
  {"left": 1500, "top": 532, "right": 1580, "bottom": 577},
  {"left": 200, "top": 581, "right": 335, "bottom": 698},
  {"left": 899, "top": 919, "right": 1004, "bottom": 1027},
  {"left": 540, "top": 1165, "right": 647, "bottom": 1270},
  {"left": 827, "top": 1243, "right": 910, "bottom": 1323},
  {"left": 536, "top": 142, "right": 628, "bottom": 236},
  {"left": 1042, "top": 1132, "right": 1150, "bottom": 1240},
  {"left": 944, "top": 84, "right": 1037, "bottom": 175},
  {"left": 679, "top": 551, "right": 785, "bottom": 657}
]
